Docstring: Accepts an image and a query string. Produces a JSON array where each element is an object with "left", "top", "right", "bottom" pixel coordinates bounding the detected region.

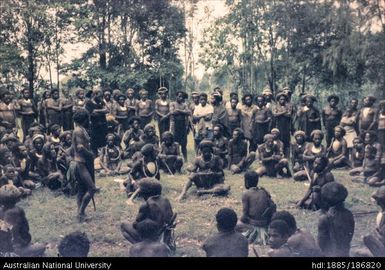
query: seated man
[
  {"left": 327, "top": 125, "right": 350, "bottom": 169},
  {"left": 271, "top": 211, "right": 322, "bottom": 257},
  {"left": 271, "top": 128, "right": 285, "bottom": 155},
  {"left": 124, "top": 144, "right": 160, "bottom": 201},
  {"left": 202, "top": 208, "right": 248, "bottom": 257},
  {"left": 292, "top": 131, "right": 307, "bottom": 175},
  {"left": 350, "top": 145, "right": 382, "bottom": 185},
  {"left": 177, "top": 140, "right": 230, "bottom": 201},
  {"left": 317, "top": 182, "right": 354, "bottom": 257},
  {"left": 351, "top": 137, "right": 365, "bottom": 168},
  {"left": 158, "top": 132, "right": 183, "bottom": 175},
  {"left": 297, "top": 156, "right": 334, "bottom": 211},
  {"left": 294, "top": 130, "right": 326, "bottom": 182},
  {"left": 0, "top": 165, "right": 32, "bottom": 197},
  {"left": 267, "top": 219, "right": 293, "bottom": 257},
  {"left": 57, "top": 131, "right": 73, "bottom": 179},
  {"left": 360, "top": 187, "right": 385, "bottom": 256},
  {"left": 121, "top": 178, "right": 175, "bottom": 250},
  {"left": 27, "top": 134, "right": 45, "bottom": 181},
  {"left": 211, "top": 124, "right": 229, "bottom": 169},
  {"left": 228, "top": 128, "right": 255, "bottom": 174},
  {"left": 98, "top": 133, "right": 129, "bottom": 177},
  {"left": 122, "top": 117, "right": 144, "bottom": 159},
  {"left": 139, "top": 124, "right": 160, "bottom": 151},
  {"left": 47, "top": 124, "right": 61, "bottom": 152},
  {"left": 236, "top": 171, "right": 276, "bottom": 245},
  {"left": 129, "top": 219, "right": 170, "bottom": 257},
  {"left": 0, "top": 219, "right": 17, "bottom": 257},
  {"left": 10, "top": 144, "right": 36, "bottom": 190},
  {"left": 302, "top": 130, "right": 326, "bottom": 171},
  {"left": 256, "top": 134, "right": 291, "bottom": 178},
  {"left": 37, "top": 142, "right": 64, "bottom": 191},
  {"left": 0, "top": 184, "right": 46, "bottom": 257},
  {"left": 58, "top": 231, "right": 90, "bottom": 257}
]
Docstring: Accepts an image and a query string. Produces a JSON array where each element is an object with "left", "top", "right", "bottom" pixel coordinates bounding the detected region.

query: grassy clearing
[{"left": 19, "top": 133, "right": 378, "bottom": 257}]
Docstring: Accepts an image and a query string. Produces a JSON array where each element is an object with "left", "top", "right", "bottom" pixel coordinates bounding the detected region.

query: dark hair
[
  {"left": 42, "top": 142, "right": 54, "bottom": 159},
  {"left": 73, "top": 109, "right": 89, "bottom": 125},
  {"left": 199, "top": 93, "right": 208, "bottom": 99},
  {"left": 50, "top": 124, "right": 61, "bottom": 133},
  {"left": 271, "top": 211, "right": 297, "bottom": 235},
  {"left": 136, "top": 219, "right": 161, "bottom": 239},
  {"left": 139, "top": 178, "right": 162, "bottom": 198},
  {"left": 255, "top": 95, "right": 265, "bottom": 102},
  {"left": 51, "top": 88, "right": 59, "bottom": 94},
  {"left": 269, "top": 219, "right": 290, "bottom": 237},
  {"left": 216, "top": 208, "right": 237, "bottom": 232},
  {"left": 315, "top": 156, "right": 329, "bottom": 169},
  {"left": 58, "top": 231, "right": 90, "bottom": 257},
  {"left": 244, "top": 170, "right": 259, "bottom": 189}
]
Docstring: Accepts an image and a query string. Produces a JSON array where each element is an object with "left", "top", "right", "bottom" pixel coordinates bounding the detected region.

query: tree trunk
[{"left": 26, "top": 18, "right": 35, "bottom": 95}]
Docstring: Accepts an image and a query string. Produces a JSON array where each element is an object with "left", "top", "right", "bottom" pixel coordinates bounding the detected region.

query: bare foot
[
  {"left": 78, "top": 213, "right": 87, "bottom": 223},
  {"left": 126, "top": 199, "right": 135, "bottom": 206}
]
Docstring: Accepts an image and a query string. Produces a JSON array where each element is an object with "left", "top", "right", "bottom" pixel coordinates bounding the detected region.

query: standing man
[
  {"left": 226, "top": 96, "right": 242, "bottom": 135},
  {"left": 251, "top": 95, "right": 272, "bottom": 152},
  {"left": 155, "top": 87, "right": 171, "bottom": 136},
  {"left": 272, "top": 92, "right": 292, "bottom": 157},
  {"left": 125, "top": 88, "right": 137, "bottom": 123},
  {"left": 240, "top": 94, "right": 255, "bottom": 144},
  {"left": 68, "top": 108, "right": 97, "bottom": 222},
  {"left": 61, "top": 88, "right": 74, "bottom": 131},
  {"left": 17, "top": 88, "right": 37, "bottom": 141},
  {"left": 193, "top": 93, "right": 214, "bottom": 148},
  {"left": 0, "top": 88, "right": 18, "bottom": 136},
  {"left": 85, "top": 88, "right": 109, "bottom": 155},
  {"left": 136, "top": 89, "right": 154, "bottom": 129},
  {"left": 322, "top": 95, "right": 342, "bottom": 147},
  {"left": 45, "top": 88, "right": 62, "bottom": 131},
  {"left": 358, "top": 96, "right": 377, "bottom": 135},
  {"left": 170, "top": 91, "right": 190, "bottom": 161}
]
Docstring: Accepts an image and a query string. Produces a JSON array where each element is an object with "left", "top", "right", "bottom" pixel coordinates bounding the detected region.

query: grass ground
[{"left": 19, "top": 132, "right": 377, "bottom": 257}]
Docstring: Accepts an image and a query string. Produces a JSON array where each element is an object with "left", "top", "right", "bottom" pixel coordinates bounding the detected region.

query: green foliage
[
  {"left": 62, "top": 0, "right": 186, "bottom": 97},
  {"left": 199, "top": 0, "right": 385, "bottom": 100},
  {"left": 1, "top": 0, "right": 186, "bottom": 97}
]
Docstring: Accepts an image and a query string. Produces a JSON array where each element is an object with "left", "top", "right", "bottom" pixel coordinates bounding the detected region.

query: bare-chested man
[
  {"left": 68, "top": 109, "right": 97, "bottom": 222},
  {"left": 136, "top": 89, "right": 154, "bottom": 129}
]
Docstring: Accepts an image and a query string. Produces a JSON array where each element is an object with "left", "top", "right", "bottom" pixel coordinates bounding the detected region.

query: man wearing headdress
[
  {"left": 262, "top": 88, "right": 275, "bottom": 109},
  {"left": 155, "top": 87, "right": 171, "bottom": 136}
]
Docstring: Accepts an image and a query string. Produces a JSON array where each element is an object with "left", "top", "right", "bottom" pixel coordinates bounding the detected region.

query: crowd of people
[{"left": 0, "top": 83, "right": 384, "bottom": 257}]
